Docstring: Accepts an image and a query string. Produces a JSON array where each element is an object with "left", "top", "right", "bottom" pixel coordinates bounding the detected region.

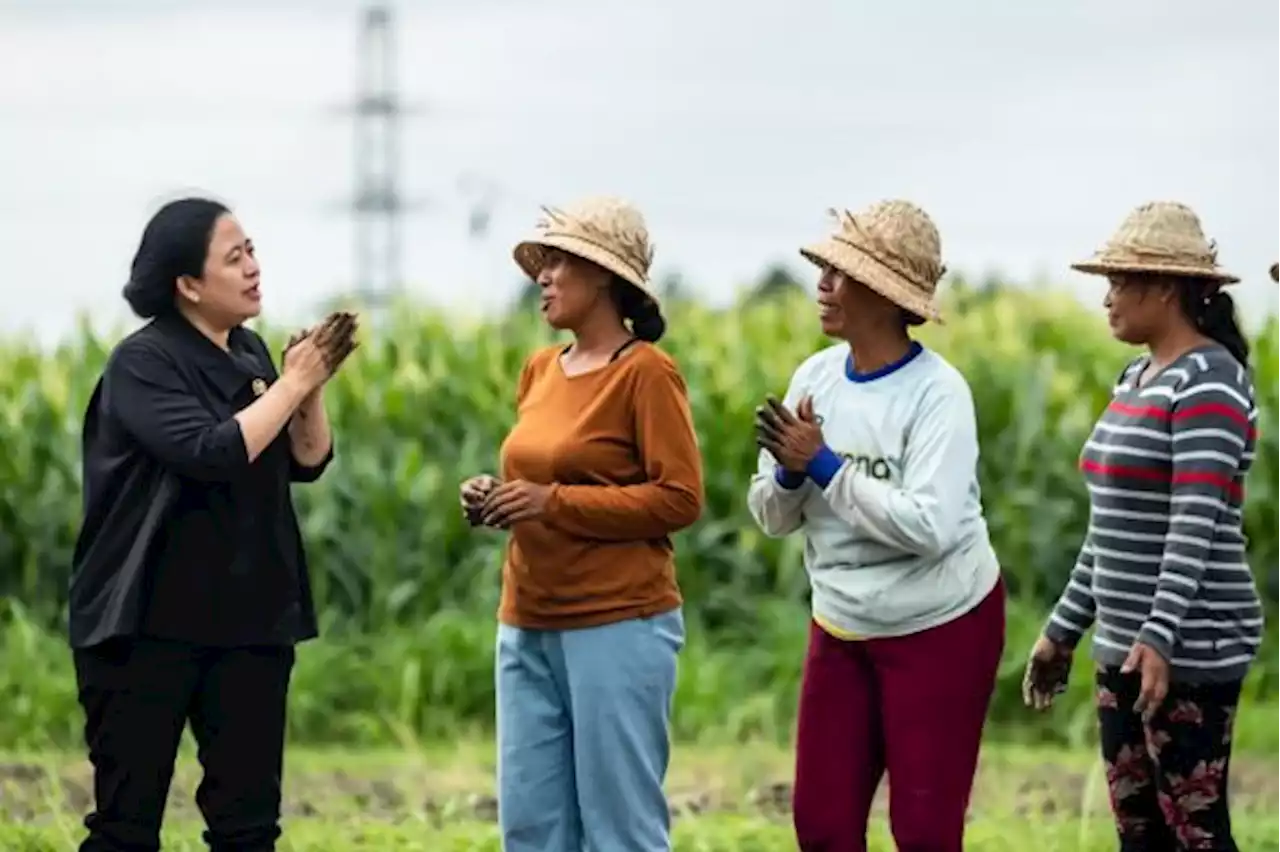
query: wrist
[
  {"left": 544, "top": 483, "right": 562, "bottom": 516},
  {"left": 775, "top": 466, "right": 807, "bottom": 490},
  {"left": 276, "top": 374, "right": 314, "bottom": 407},
  {"left": 301, "top": 386, "right": 325, "bottom": 409},
  {"left": 1135, "top": 623, "right": 1174, "bottom": 663},
  {"left": 1043, "top": 619, "right": 1082, "bottom": 650},
  {"left": 804, "top": 445, "right": 844, "bottom": 489}
]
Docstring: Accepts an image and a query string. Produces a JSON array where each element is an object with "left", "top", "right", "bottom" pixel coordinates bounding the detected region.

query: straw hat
[
  {"left": 1071, "top": 201, "right": 1239, "bottom": 284},
  {"left": 512, "top": 196, "right": 656, "bottom": 300},
  {"left": 800, "top": 200, "right": 946, "bottom": 323}
]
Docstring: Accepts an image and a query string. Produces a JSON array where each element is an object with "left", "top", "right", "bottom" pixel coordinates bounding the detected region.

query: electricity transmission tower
[{"left": 343, "top": 4, "right": 424, "bottom": 307}]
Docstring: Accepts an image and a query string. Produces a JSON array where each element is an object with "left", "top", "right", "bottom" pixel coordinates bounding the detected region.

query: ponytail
[
  {"left": 609, "top": 277, "right": 666, "bottom": 343},
  {"left": 1179, "top": 279, "right": 1250, "bottom": 367}
]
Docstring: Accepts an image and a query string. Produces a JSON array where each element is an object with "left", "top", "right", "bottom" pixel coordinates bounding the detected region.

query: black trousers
[
  {"left": 1095, "top": 666, "right": 1243, "bottom": 852},
  {"left": 73, "top": 638, "right": 295, "bottom": 852}
]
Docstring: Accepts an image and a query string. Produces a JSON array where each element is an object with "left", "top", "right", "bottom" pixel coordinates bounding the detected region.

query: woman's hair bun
[{"left": 121, "top": 196, "right": 230, "bottom": 319}]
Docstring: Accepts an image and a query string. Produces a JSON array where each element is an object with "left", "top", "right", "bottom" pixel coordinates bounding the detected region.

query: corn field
[{"left": 0, "top": 284, "right": 1276, "bottom": 748}]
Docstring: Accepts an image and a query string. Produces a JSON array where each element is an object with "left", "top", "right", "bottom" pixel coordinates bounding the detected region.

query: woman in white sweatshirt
[{"left": 750, "top": 201, "right": 1005, "bottom": 852}]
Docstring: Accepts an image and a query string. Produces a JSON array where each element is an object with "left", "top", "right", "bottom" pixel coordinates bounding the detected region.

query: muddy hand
[
  {"left": 283, "top": 326, "right": 313, "bottom": 360},
  {"left": 1022, "top": 635, "right": 1072, "bottom": 711},
  {"left": 461, "top": 475, "right": 501, "bottom": 527},
  {"left": 313, "top": 311, "right": 360, "bottom": 372},
  {"left": 461, "top": 475, "right": 500, "bottom": 508}
]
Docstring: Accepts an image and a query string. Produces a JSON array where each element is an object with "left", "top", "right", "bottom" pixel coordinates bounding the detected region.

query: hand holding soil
[{"left": 285, "top": 311, "right": 361, "bottom": 379}]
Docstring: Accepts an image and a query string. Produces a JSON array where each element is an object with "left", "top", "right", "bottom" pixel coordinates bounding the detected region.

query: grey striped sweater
[{"left": 1045, "top": 344, "right": 1263, "bottom": 684}]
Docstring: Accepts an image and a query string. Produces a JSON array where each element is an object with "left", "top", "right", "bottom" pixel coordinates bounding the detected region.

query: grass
[
  {"left": 5, "top": 604, "right": 1279, "bottom": 754},
  {"left": 2, "top": 740, "right": 1277, "bottom": 850}
]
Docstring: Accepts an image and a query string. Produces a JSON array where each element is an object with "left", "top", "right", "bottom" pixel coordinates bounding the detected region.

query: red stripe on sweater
[
  {"left": 1172, "top": 402, "right": 1255, "bottom": 431},
  {"left": 1106, "top": 400, "right": 1257, "bottom": 439},
  {"left": 1108, "top": 401, "right": 1167, "bottom": 419},
  {"left": 1079, "top": 459, "right": 1243, "bottom": 500}
]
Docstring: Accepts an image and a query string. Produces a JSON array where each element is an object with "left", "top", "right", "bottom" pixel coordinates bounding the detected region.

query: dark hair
[
  {"left": 609, "top": 277, "right": 666, "bottom": 343},
  {"left": 1176, "top": 278, "right": 1250, "bottom": 366},
  {"left": 122, "top": 197, "right": 230, "bottom": 319}
]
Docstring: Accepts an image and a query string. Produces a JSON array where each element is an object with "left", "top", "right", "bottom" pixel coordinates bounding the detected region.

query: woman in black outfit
[{"left": 67, "top": 197, "right": 357, "bottom": 851}]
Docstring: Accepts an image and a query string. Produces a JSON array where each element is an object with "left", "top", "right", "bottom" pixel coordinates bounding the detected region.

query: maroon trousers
[{"left": 793, "top": 577, "right": 1006, "bottom": 852}]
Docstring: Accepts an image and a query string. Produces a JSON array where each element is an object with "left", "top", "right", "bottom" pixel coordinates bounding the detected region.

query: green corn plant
[
  {"left": 0, "top": 285, "right": 1275, "bottom": 639},
  {"left": 1, "top": 283, "right": 1277, "bottom": 749}
]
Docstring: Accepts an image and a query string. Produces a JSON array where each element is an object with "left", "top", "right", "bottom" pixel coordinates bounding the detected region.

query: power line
[{"left": 335, "top": 3, "right": 427, "bottom": 310}]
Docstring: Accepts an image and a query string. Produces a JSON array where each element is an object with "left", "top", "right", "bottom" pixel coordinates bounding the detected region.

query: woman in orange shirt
[{"left": 460, "top": 196, "right": 704, "bottom": 852}]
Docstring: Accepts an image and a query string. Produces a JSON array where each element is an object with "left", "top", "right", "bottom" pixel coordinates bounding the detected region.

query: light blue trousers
[{"left": 495, "top": 608, "right": 684, "bottom": 852}]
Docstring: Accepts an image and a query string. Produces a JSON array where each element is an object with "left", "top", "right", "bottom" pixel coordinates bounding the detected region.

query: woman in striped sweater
[{"left": 1026, "top": 202, "right": 1261, "bottom": 852}]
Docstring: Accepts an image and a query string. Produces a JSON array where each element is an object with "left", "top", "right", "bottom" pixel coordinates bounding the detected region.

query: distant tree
[
  {"left": 976, "top": 271, "right": 1006, "bottom": 294},
  {"left": 944, "top": 271, "right": 1007, "bottom": 314},
  {"left": 514, "top": 279, "right": 540, "bottom": 314},
  {"left": 467, "top": 205, "right": 491, "bottom": 239},
  {"left": 656, "top": 271, "right": 692, "bottom": 304},
  {"left": 510, "top": 270, "right": 691, "bottom": 319},
  {"left": 747, "top": 263, "right": 806, "bottom": 302}
]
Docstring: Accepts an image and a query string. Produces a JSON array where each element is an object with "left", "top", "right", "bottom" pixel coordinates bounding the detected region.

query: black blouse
[{"left": 68, "top": 314, "right": 331, "bottom": 649}]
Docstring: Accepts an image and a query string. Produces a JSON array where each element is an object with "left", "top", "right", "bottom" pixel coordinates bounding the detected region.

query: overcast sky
[{"left": 1, "top": 0, "right": 1276, "bottom": 342}]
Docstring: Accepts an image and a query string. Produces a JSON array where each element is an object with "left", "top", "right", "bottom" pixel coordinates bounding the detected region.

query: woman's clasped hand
[
  {"left": 459, "top": 474, "right": 501, "bottom": 527},
  {"left": 282, "top": 310, "right": 361, "bottom": 391},
  {"left": 458, "top": 475, "right": 555, "bottom": 529},
  {"left": 755, "top": 394, "right": 824, "bottom": 471}
]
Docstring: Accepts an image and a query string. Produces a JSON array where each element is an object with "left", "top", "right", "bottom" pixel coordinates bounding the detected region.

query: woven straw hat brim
[
  {"left": 1070, "top": 257, "right": 1240, "bottom": 285},
  {"left": 800, "top": 239, "right": 943, "bottom": 324},
  {"left": 513, "top": 233, "right": 654, "bottom": 301}
]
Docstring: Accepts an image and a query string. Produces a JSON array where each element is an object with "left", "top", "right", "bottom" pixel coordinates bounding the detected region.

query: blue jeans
[{"left": 495, "top": 608, "right": 685, "bottom": 852}]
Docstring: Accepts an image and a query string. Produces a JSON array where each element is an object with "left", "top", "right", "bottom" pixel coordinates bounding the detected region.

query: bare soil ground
[{"left": 2, "top": 744, "right": 1276, "bottom": 827}]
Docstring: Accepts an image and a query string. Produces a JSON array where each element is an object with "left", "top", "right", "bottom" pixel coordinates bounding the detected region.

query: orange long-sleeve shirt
[{"left": 497, "top": 342, "right": 704, "bottom": 629}]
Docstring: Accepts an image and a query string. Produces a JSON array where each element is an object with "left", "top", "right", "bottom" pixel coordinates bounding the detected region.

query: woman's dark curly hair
[{"left": 609, "top": 277, "right": 666, "bottom": 342}]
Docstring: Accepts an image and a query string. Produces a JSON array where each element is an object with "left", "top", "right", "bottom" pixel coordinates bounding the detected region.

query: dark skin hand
[
  {"left": 479, "top": 479, "right": 553, "bottom": 529},
  {"left": 460, "top": 475, "right": 501, "bottom": 527},
  {"left": 1121, "top": 641, "right": 1170, "bottom": 723},
  {"left": 756, "top": 394, "right": 824, "bottom": 471},
  {"left": 1022, "top": 635, "right": 1074, "bottom": 711}
]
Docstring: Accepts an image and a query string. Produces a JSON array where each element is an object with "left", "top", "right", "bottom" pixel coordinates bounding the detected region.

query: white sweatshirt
[{"left": 747, "top": 341, "right": 1001, "bottom": 638}]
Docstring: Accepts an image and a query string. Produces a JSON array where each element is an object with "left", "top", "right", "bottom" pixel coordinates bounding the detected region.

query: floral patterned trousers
[{"left": 1096, "top": 666, "right": 1242, "bottom": 852}]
